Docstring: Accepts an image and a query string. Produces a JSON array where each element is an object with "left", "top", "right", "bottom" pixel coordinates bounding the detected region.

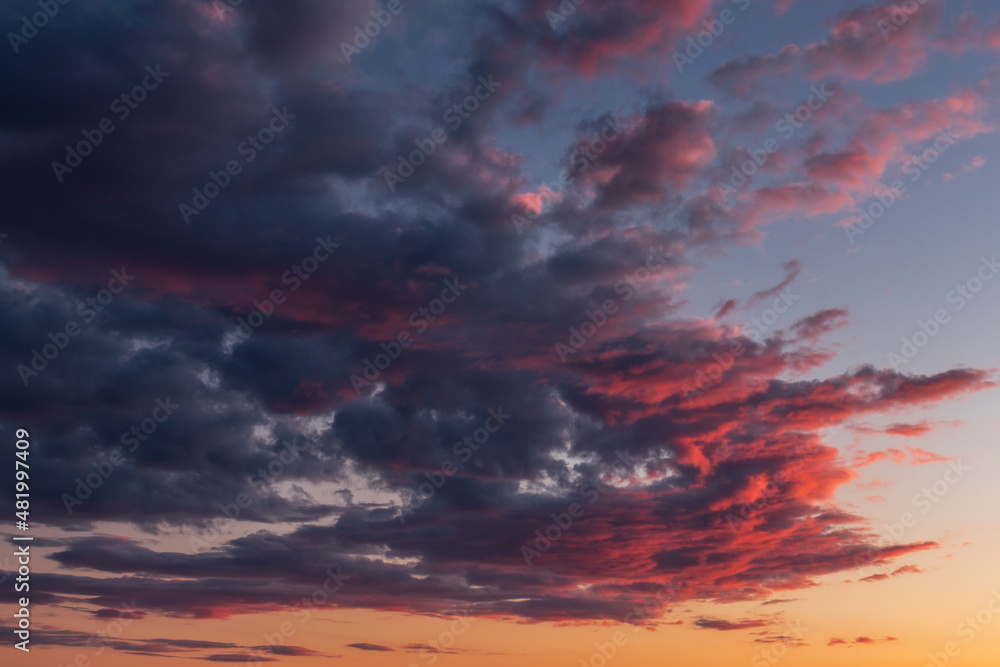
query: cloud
[
  {"left": 884, "top": 423, "right": 935, "bottom": 437},
  {"left": 943, "top": 156, "right": 987, "bottom": 182},
  {"left": 851, "top": 446, "right": 949, "bottom": 467},
  {"left": 711, "top": 1, "right": 945, "bottom": 94},
  {"left": 791, "top": 308, "right": 849, "bottom": 340},
  {"left": 715, "top": 299, "right": 739, "bottom": 319},
  {"left": 21, "top": 359, "right": 986, "bottom": 623},
  {"left": 528, "top": 0, "right": 719, "bottom": 74},
  {"left": 578, "top": 101, "right": 717, "bottom": 209},
  {"left": 746, "top": 260, "right": 803, "bottom": 308},
  {"left": 403, "top": 643, "right": 460, "bottom": 654},
  {"left": 348, "top": 643, "right": 395, "bottom": 651},
  {"left": 92, "top": 607, "right": 146, "bottom": 620},
  {"left": 253, "top": 645, "right": 325, "bottom": 656},
  {"left": 0, "top": 625, "right": 320, "bottom": 661},
  {"left": 828, "top": 635, "right": 898, "bottom": 646},
  {"left": 694, "top": 617, "right": 773, "bottom": 631},
  {"left": 752, "top": 633, "right": 808, "bottom": 647},
  {"left": 774, "top": 0, "right": 797, "bottom": 16},
  {"left": 0, "top": 0, "right": 994, "bottom": 640},
  {"left": 203, "top": 657, "right": 278, "bottom": 663}
]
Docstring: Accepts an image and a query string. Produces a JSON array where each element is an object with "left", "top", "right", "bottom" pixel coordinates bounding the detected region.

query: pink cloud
[{"left": 711, "top": 1, "right": 945, "bottom": 93}]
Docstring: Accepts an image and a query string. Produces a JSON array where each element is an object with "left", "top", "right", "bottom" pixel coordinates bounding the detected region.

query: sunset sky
[{"left": 2, "top": 0, "right": 1000, "bottom": 665}]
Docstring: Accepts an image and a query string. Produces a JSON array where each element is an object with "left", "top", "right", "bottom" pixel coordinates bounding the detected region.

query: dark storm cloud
[{"left": 0, "top": 0, "right": 993, "bottom": 632}]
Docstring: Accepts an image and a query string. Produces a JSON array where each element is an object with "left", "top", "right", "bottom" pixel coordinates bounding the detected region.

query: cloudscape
[{"left": 2, "top": 0, "right": 1000, "bottom": 665}]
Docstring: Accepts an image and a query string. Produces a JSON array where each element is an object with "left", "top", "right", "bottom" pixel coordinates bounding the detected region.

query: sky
[{"left": 1, "top": 0, "right": 1000, "bottom": 665}]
